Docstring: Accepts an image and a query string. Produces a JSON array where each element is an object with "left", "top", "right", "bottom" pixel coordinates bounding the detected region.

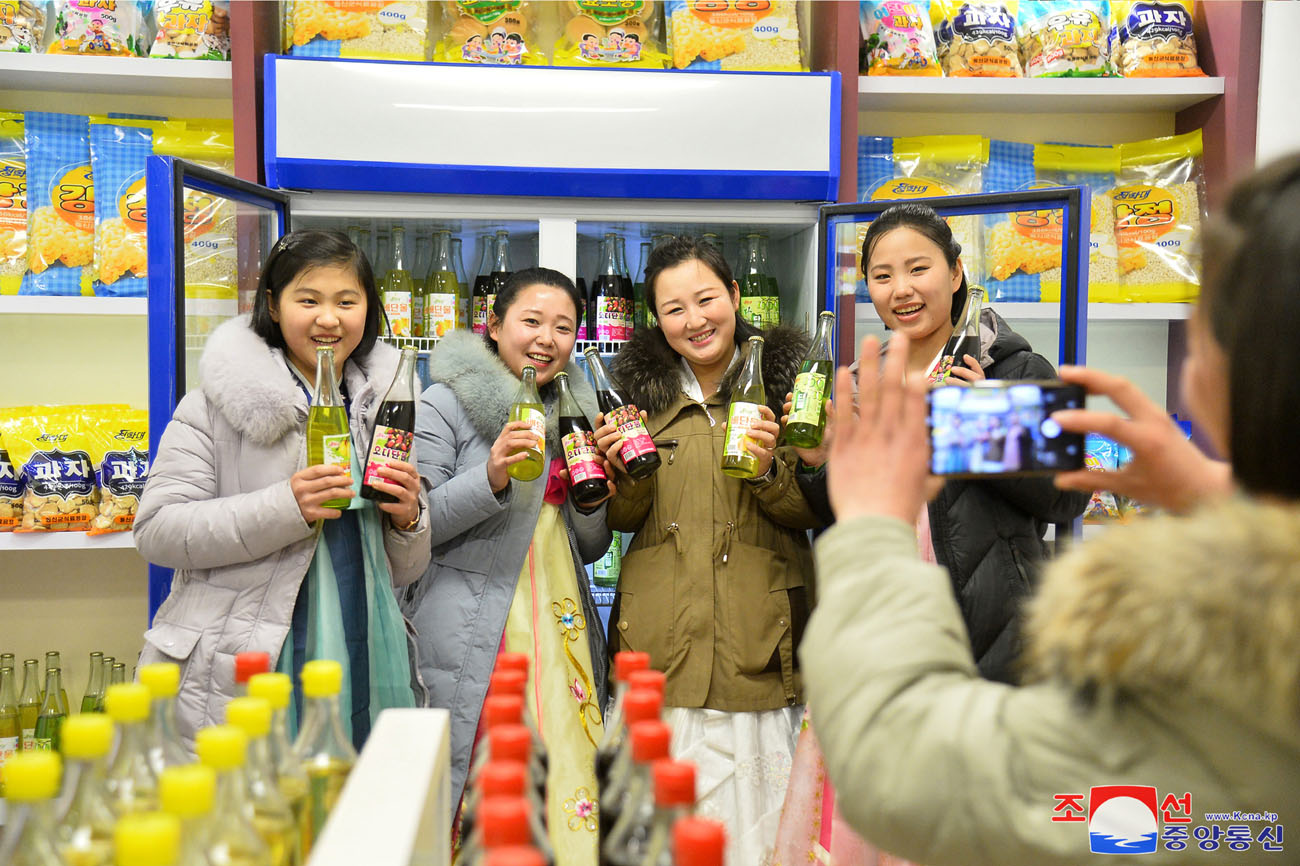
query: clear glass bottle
[
  {"left": 936, "top": 284, "right": 985, "bottom": 383},
  {"left": 110, "top": 663, "right": 128, "bottom": 687},
  {"left": 18, "top": 658, "right": 41, "bottom": 749},
  {"left": 291, "top": 660, "right": 357, "bottom": 857},
  {"left": 0, "top": 663, "right": 20, "bottom": 796},
  {"left": 591, "top": 235, "right": 623, "bottom": 343},
  {"left": 195, "top": 725, "right": 272, "bottom": 866},
  {"left": 113, "top": 811, "right": 186, "bottom": 866},
  {"left": 582, "top": 350, "right": 661, "bottom": 481},
  {"left": 633, "top": 240, "right": 653, "bottom": 330},
  {"left": 720, "top": 337, "right": 767, "bottom": 479},
  {"left": 80, "top": 652, "right": 105, "bottom": 713},
  {"left": 599, "top": 721, "right": 671, "bottom": 854},
  {"left": 360, "top": 345, "right": 418, "bottom": 504},
  {"left": 226, "top": 697, "right": 299, "bottom": 866},
  {"left": 5, "top": 750, "right": 64, "bottom": 866},
  {"left": 554, "top": 371, "right": 611, "bottom": 510},
  {"left": 452, "top": 236, "right": 471, "bottom": 330},
  {"left": 506, "top": 365, "right": 545, "bottom": 483},
  {"left": 159, "top": 763, "right": 219, "bottom": 866},
  {"left": 424, "top": 229, "right": 462, "bottom": 339},
  {"left": 137, "top": 664, "right": 189, "bottom": 779},
  {"left": 33, "top": 667, "right": 66, "bottom": 752},
  {"left": 247, "top": 673, "right": 307, "bottom": 839},
  {"left": 785, "top": 310, "right": 836, "bottom": 449},
  {"left": 104, "top": 683, "right": 160, "bottom": 816},
  {"left": 615, "top": 234, "right": 635, "bottom": 341},
  {"left": 305, "top": 346, "right": 352, "bottom": 511},
  {"left": 626, "top": 761, "right": 696, "bottom": 866},
  {"left": 758, "top": 233, "right": 780, "bottom": 328},
  {"left": 596, "top": 688, "right": 662, "bottom": 843},
  {"left": 593, "top": 651, "right": 650, "bottom": 794},
  {"left": 383, "top": 225, "right": 414, "bottom": 340},
  {"left": 472, "top": 233, "right": 495, "bottom": 336},
  {"left": 96, "top": 658, "right": 115, "bottom": 710},
  {"left": 42, "top": 652, "right": 69, "bottom": 714},
  {"left": 55, "top": 713, "right": 117, "bottom": 866},
  {"left": 738, "top": 234, "right": 766, "bottom": 329}
]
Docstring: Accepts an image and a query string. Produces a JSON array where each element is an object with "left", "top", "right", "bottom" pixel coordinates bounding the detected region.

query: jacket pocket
[
  {"left": 612, "top": 539, "right": 678, "bottom": 671},
  {"left": 724, "top": 541, "right": 805, "bottom": 688},
  {"left": 141, "top": 621, "right": 203, "bottom": 662}
]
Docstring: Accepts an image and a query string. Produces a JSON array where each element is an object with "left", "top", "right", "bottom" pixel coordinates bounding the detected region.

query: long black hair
[
  {"left": 643, "top": 235, "right": 761, "bottom": 349},
  {"left": 861, "top": 203, "right": 968, "bottom": 326}
]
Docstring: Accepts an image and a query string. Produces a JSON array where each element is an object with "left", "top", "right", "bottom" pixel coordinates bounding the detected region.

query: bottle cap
[
  {"left": 160, "top": 764, "right": 216, "bottom": 818},
  {"left": 613, "top": 651, "right": 651, "bottom": 683},
  {"left": 488, "top": 669, "right": 527, "bottom": 699},
  {"left": 301, "top": 659, "right": 343, "bottom": 698},
  {"left": 234, "top": 652, "right": 271, "bottom": 685},
  {"left": 484, "top": 694, "right": 524, "bottom": 729},
  {"left": 627, "top": 669, "right": 666, "bottom": 696},
  {"left": 195, "top": 724, "right": 248, "bottom": 770},
  {"left": 248, "top": 672, "right": 292, "bottom": 710},
  {"left": 3, "top": 751, "right": 61, "bottom": 801},
  {"left": 138, "top": 663, "right": 181, "bottom": 698},
  {"left": 61, "top": 713, "right": 114, "bottom": 759},
  {"left": 495, "top": 653, "right": 530, "bottom": 677},
  {"left": 674, "top": 817, "right": 727, "bottom": 866},
  {"left": 105, "top": 683, "right": 151, "bottom": 723},
  {"left": 554, "top": 372, "right": 569, "bottom": 382},
  {"left": 488, "top": 725, "right": 532, "bottom": 764},
  {"left": 630, "top": 721, "right": 672, "bottom": 764},
  {"left": 115, "top": 812, "right": 181, "bottom": 866},
  {"left": 225, "top": 696, "right": 272, "bottom": 739},
  {"left": 623, "top": 689, "right": 662, "bottom": 725},
  {"left": 479, "top": 797, "right": 532, "bottom": 848},
  {"left": 654, "top": 760, "right": 696, "bottom": 807},
  {"left": 485, "top": 847, "right": 546, "bottom": 866},
  {"left": 480, "top": 761, "right": 527, "bottom": 798}
]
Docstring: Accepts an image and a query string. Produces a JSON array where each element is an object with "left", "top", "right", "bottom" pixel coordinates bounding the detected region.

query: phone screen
[{"left": 928, "top": 381, "right": 1085, "bottom": 477}]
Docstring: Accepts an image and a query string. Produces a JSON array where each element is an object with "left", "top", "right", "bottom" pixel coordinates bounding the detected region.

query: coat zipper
[
  {"left": 665, "top": 522, "right": 683, "bottom": 555},
  {"left": 719, "top": 521, "right": 735, "bottom": 564},
  {"left": 657, "top": 438, "right": 679, "bottom": 465}
]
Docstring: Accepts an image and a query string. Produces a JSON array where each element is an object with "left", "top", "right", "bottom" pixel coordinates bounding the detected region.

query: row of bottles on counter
[
  {"left": 2, "top": 652, "right": 357, "bottom": 866},
  {"left": 0, "top": 651, "right": 129, "bottom": 757}
]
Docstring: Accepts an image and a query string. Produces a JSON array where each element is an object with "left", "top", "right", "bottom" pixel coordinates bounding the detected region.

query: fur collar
[
  {"left": 1024, "top": 497, "right": 1300, "bottom": 741},
  {"left": 197, "top": 314, "right": 399, "bottom": 446},
  {"left": 610, "top": 324, "right": 811, "bottom": 419},
  {"left": 425, "top": 330, "right": 598, "bottom": 454}
]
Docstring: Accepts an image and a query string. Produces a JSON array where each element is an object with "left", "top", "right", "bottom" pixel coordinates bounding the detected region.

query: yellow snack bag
[
  {"left": 862, "top": 0, "right": 942, "bottom": 77},
  {"left": 1109, "top": 0, "right": 1204, "bottom": 78},
  {"left": 666, "top": 0, "right": 804, "bottom": 72},
  {"left": 434, "top": 1, "right": 544, "bottom": 65},
  {"left": 0, "top": 111, "right": 25, "bottom": 296},
  {"left": 85, "top": 407, "right": 148, "bottom": 535},
  {"left": 557, "top": 1, "right": 668, "bottom": 70},
  {"left": 285, "top": 0, "right": 429, "bottom": 60},
  {"left": 1, "top": 408, "right": 97, "bottom": 532}
]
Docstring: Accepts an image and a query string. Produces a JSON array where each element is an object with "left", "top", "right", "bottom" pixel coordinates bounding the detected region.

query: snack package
[
  {"left": 150, "top": 0, "right": 230, "bottom": 59},
  {"left": 555, "top": 1, "right": 667, "bottom": 69},
  {"left": 1018, "top": 0, "right": 1110, "bottom": 77},
  {"left": 1, "top": 408, "right": 97, "bottom": 532},
  {"left": 932, "top": 0, "right": 1022, "bottom": 77},
  {"left": 0, "top": 407, "right": 29, "bottom": 532},
  {"left": 48, "top": 0, "right": 149, "bottom": 55},
  {"left": 666, "top": 0, "right": 803, "bottom": 72},
  {"left": 861, "top": 0, "right": 941, "bottom": 76},
  {"left": 1111, "top": 130, "right": 1204, "bottom": 302},
  {"left": 434, "top": 1, "right": 542, "bottom": 65},
  {"left": 85, "top": 407, "right": 147, "bottom": 535},
  {"left": 0, "top": 1, "right": 49, "bottom": 52},
  {"left": 0, "top": 112, "right": 26, "bottom": 296},
  {"left": 21, "top": 111, "right": 94, "bottom": 297},
  {"left": 284, "top": 0, "right": 428, "bottom": 60},
  {"left": 1109, "top": 0, "right": 1203, "bottom": 77},
  {"left": 1083, "top": 433, "right": 1122, "bottom": 523},
  {"left": 90, "top": 118, "right": 174, "bottom": 297}
]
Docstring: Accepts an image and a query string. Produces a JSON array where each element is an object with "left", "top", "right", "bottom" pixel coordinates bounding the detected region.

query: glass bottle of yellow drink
[
  {"left": 33, "top": 667, "right": 66, "bottom": 752},
  {"left": 291, "top": 660, "right": 357, "bottom": 856},
  {"left": 137, "top": 664, "right": 189, "bottom": 778},
  {"left": 306, "top": 346, "right": 352, "bottom": 511},
  {"left": 95, "top": 657, "right": 115, "bottom": 711},
  {"left": 247, "top": 672, "right": 307, "bottom": 837},
  {"left": 159, "top": 764, "right": 219, "bottom": 866},
  {"left": 104, "top": 683, "right": 159, "bottom": 816},
  {"left": 111, "top": 663, "right": 128, "bottom": 687},
  {"left": 114, "top": 811, "right": 185, "bottom": 866},
  {"left": 18, "top": 659, "right": 41, "bottom": 748},
  {"left": 385, "top": 225, "right": 417, "bottom": 341},
  {"left": 507, "top": 365, "right": 545, "bottom": 483},
  {"left": 451, "top": 236, "right": 471, "bottom": 330},
  {"left": 42, "top": 652, "right": 69, "bottom": 713},
  {"left": 423, "top": 229, "right": 461, "bottom": 340},
  {"left": 56, "top": 713, "right": 117, "bottom": 866},
  {"left": 1, "top": 663, "right": 19, "bottom": 797},
  {"left": 721, "top": 336, "right": 767, "bottom": 479},
  {"left": 195, "top": 725, "right": 273, "bottom": 866},
  {"left": 7, "top": 751, "right": 64, "bottom": 866},
  {"left": 80, "top": 652, "right": 105, "bottom": 713},
  {"left": 785, "top": 310, "right": 836, "bottom": 449},
  {"left": 227, "top": 697, "right": 299, "bottom": 866}
]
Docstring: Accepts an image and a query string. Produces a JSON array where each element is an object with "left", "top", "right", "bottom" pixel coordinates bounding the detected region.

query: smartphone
[{"left": 927, "top": 380, "right": 1085, "bottom": 478}]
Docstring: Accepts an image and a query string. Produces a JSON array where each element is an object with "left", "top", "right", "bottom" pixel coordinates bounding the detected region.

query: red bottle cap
[
  {"left": 488, "top": 725, "right": 532, "bottom": 764},
  {"left": 480, "top": 762, "right": 527, "bottom": 799},
  {"left": 623, "top": 689, "right": 662, "bottom": 725},
  {"left": 485, "top": 847, "right": 546, "bottom": 866},
  {"left": 627, "top": 669, "right": 666, "bottom": 696},
  {"left": 674, "top": 817, "right": 726, "bottom": 866},
  {"left": 495, "top": 653, "right": 530, "bottom": 677},
  {"left": 234, "top": 653, "right": 270, "bottom": 685},
  {"left": 630, "top": 721, "right": 672, "bottom": 764},
  {"left": 489, "top": 669, "right": 527, "bottom": 699},
  {"left": 614, "top": 651, "right": 651, "bottom": 683},
  {"left": 479, "top": 797, "right": 531, "bottom": 848},
  {"left": 483, "top": 694, "right": 524, "bottom": 729},
  {"left": 654, "top": 760, "right": 696, "bottom": 807}
]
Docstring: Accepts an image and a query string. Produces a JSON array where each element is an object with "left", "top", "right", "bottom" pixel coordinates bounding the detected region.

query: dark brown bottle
[
  {"left": 582, "top": 349, "right": 661, "bottom": 481},
  {"left": 554, "top": 372, "right": 611, "bottom": 509},
  {"left": 361, "top": 346, "right": 418, "bottom": 503}
]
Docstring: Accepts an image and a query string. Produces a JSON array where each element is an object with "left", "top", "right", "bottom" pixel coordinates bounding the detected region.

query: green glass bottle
[
  {"left": 18, "top": 658, "right": 41, "bottom": 749},
  {"left": 81, "top": 651, "right": 105, "bottom": 714},
  {"left": 785, "top": 311, "right": 836, "bottom": 449},
  {"left": 759, "top": 233, "right": 781, "bottom": 328},
  {"left": 738, "top": 235, "right": 766, "bottom": 329},
  {"left": 507, "top": 365, "right": 545, "bottom": 483},
  {"left": 384, "top": 225, "right": 416, "bottom": 341},
  {"left": 306, "top": 346, "right": 352, "bottom": 511},
  {"left": 43, "top": 652, "right": 69, "bottom": 715},
  {"left": 0, "top": 663, "right": 20, "bottom": 797},
  {"left": 721, "top": 336, "right": 766, "bottom": 479},
  {"left": 423, "top": 228, "right": 462, "bottom": 339},
  {"left": 33, "top": 667, "right": 66, "bottom": 752}
]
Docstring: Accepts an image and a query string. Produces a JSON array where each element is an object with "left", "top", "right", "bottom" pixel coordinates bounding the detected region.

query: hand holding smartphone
[{"left": 927, "top": 380, "right": 1085, "bottom": 478}]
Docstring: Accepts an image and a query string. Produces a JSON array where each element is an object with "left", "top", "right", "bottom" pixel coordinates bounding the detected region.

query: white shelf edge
[
  {"left": 0, "top": 296, "right": 148, "bottom": 315},
  {"left": 0, "top": 532, "right": 137, "bottom": 550},
  {"left": 855, "top": 302, "right": 1192, "bottom": 322},
  {"left": 0, "top": 54, "right": 231, "bottom": 99},
  {"left": 858, "top": 75, "right": 1225, "bottom": 114}
]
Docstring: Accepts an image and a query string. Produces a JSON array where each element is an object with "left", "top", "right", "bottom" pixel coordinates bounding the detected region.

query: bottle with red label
[
  {"left": 361, "top": 346, "right": 419, "bottom": 503},
  {"left": 591, "top": 234, "right": 632, "bottom": 343},
  {"left": 553, "top": 372, "right": 610, "bottom": 510},
  {"left": 473, "top": 233, "right": 496, "bottom": 336},
  {"left": 582, "top": 349, "right": 661, "bottom": 481}
]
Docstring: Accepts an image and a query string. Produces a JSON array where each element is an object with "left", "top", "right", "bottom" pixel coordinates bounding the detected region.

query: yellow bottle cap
[
  {"left": 61, "top": 713, "right": 115, "bottom": 760},
  {"left": 138, "top": 663, "right": 181, "bottom": 698},
  {"left": 4, "top": 751, "right": 62, "bottom": 801},
  {"left": 225, "top": 696, "right": 272, "bottom": 739},
  {"left": 195, "top": 724, "right": 247, "bottom": 770},
  {"left": 115, "top": 812, "right": 181, "bottom": 866},
  {"left": 248, "top": 672, "right": 292, "bottom": 710},
  {"left": 105, "top": 683, "right": 152, "bottom": 723},
  {"left": 301, "top": 659, "right": 343, "bottom": 698},
  {"left": 159, "top": 764, "right": 216, "bottom": 819}
]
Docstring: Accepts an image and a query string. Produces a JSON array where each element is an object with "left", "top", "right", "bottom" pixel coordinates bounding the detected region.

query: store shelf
[
  {"left": 857, "top": 76, "right": 1225, "bottom": 114},
  {"left": 0, "top": 54, "right": 231, "bottom": 99},
  {"left": 856, "top": 302, "right": 1192, "bottom": 323},
  {"left": 0, "top": 532, "right": 137, "bottom": 550},
  {"left": 0, "top": 296, "right": 148, "bottom": 315}
]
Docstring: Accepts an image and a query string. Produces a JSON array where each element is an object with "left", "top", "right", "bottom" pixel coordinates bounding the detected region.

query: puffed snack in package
[
  {"left": 558, "top": 1, "right": 667, "bottom": 69},
  {"left": 22, "top": 111, "right": 94, "bottom": 296},
  {"left": 0, "top": 408, "right": 97, "bottom": 532},
  {"left": 1018, "top": 0, "right": 1111, "bottom": 77},
  {"left": 1108, "top": 0, "right": 1203, "bottom": 77},
  {"left": 435, "top": 1, "right": 542, "bottom": 65},
  {"left": 932, "top": 0, "right": 1022, "bottom": 77},
  {"left": 1111, "top": 130, "right": 1204, "bottom": 302},
  {"left": 90, "top": 118, "right": 176, "bottom": 298},
  {"left": 0, "top": 1, "right": 49, "bottom": 52},
  {"left": 0, "top": 406, "right": 30, "bottom": 532},
  {"left": 861, "top": 0, "right": 941, "bottom": 76},
  {"left": 666, "top": 0, "right": 804, "bottom": 72},
  {"left": 48, "top": 0, "right": 149, "bottom": 55},
  {"left": 284, "top": 0, "right": 428, "bottom": 60},
  {"left": 150, "top": 0, "right": 231, "bottom": 59},
  {"left": 85, "top": 407, "right": 148, "bottom": 535},
  {"left": 0, "top": 112, "right": 26, "bottom": 296}
]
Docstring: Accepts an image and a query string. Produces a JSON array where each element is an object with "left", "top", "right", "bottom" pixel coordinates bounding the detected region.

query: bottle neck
[
  {"left": 391, "top": 229, "right": 407, "bottom": 271},
  {"left": 433, "top": 233, "right": 453, "bottom": 271},
  {"left": 66, "top": 754, "right": 110, "bottom": 817},
  {"left": 314, "top": 350, "right": 341, "bottom": 405},
  {"left": 493, "top": 236, "right": 510, "bottom": 273},
  {"left": 268, "top": 707, "right": 296, "bottom": 770},
  {"left": 478, "top": 237, "right": 494, "bottom": 274},
  {"left": 212, "top": 765, "right": 249, "bottom": 817},
  {"left": 112, "top": 719, "right": 150, "bottom": 764},
  {"left": 297, "top": 694, "right": 355, "bottom": 761}
]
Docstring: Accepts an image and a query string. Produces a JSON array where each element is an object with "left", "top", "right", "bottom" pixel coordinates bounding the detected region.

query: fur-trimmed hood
[
  {"left": 1024, "top": 497, "right": 1300, "bottom": 744},
  {"left": 610, "top": 324, "right": 811, "bottom": 419},
  {"left": 197, "top": 314, "right": 400, "bottom": 446},
  {"left": 425, "top": 329, "right": 598, "bottom": 455}
]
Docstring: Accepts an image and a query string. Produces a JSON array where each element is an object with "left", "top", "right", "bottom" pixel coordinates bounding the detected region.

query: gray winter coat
[
  {"left": 404, "top": 330, "right": 610, "bottom": 812},
  {"left": 134, "top": 315, "right": 431, "bottom": 745}
]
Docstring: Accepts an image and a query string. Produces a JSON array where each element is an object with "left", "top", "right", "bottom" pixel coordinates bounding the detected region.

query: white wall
[{"left": 1257, "top": 0, "right": 1300, "bottom": 164}]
